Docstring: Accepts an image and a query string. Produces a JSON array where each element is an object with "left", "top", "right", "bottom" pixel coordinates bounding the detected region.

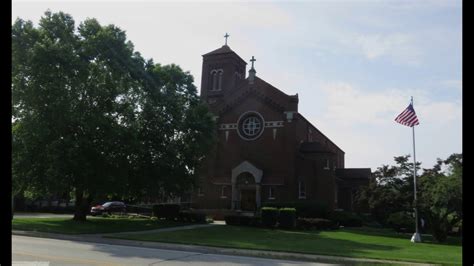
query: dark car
[{"left": 90, "top": 201, "right": 126, "bottom": 216}]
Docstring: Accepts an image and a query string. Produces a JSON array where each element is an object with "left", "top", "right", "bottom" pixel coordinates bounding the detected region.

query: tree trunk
[{"left": 73, "top": 189, "right": 89, "bottom": 221}]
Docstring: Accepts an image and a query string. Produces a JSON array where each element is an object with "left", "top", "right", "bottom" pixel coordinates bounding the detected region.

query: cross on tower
[
  {"left": 224, "top": 33, "right": 230, "bottom": 45},
  {"left": 250, "top": 56, "right": 256, "bottom": 69}
]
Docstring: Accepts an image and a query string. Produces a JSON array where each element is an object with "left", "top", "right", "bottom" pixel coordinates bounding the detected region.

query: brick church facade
[{"left": 191, "top": 43, "right": 371, "bottom": 212}]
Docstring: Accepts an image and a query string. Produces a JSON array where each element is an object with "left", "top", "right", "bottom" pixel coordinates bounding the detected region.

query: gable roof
[
  {"left": 297, "top": 113, "right": 344, "bottom": 154},
  {"left": 202, "top": 45, "right": 247, "bottom": 64},
  {"left": 214, "top": 76, "right": 298, "bottom": 116},
  {"left": 203, "top": 45, "right": 233, "bottom": 56}
]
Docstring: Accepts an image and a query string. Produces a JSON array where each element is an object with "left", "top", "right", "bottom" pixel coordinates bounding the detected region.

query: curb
[{"left": 12, "top": 230, "right": 435, "bottom": 265}]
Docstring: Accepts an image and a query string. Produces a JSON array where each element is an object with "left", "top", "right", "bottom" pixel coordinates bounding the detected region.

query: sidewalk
[{"left": 12, "top": 224, "right": 434, "bottom": 266}]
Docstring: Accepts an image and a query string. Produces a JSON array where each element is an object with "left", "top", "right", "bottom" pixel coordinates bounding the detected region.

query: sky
[{"left": 12, "top": 0, "right": 462, "bottom": 171}]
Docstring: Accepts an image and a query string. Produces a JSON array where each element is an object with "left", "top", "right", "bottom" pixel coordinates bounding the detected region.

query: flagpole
[{"left": 411, "top": 96, "right": 421, "bottom": 243}]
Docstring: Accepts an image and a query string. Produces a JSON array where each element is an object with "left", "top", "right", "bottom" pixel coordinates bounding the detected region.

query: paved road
[{"left": 13, "top": 235, "right": 335, "bottom": 266}]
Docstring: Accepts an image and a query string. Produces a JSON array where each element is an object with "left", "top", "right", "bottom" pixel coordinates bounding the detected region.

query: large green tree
[
  {"left": 12, "top": 11, "right": 215, "bottom": 221},
  {"left": 126, "top": 62, "right": 216, "bottom": 201},
  {"left": 418, "top": 153, "right": 462, "bottom": 242},
  {"left": 354, "top": 155, "right": 420, "bottom": 225},
  {"left": 354, "top": 153, "right": 462, "bottom": 242}
]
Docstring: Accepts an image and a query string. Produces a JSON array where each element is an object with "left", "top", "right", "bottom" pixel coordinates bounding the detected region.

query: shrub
[
  {"left": 386, "top": 211, "right": 415, "bottom": 233},
  {"left": 449, "top": 219, "right": 462, "bottom": 237},
  {"left": 177, "top": 212, "right": 187, "bottom": 222},
  {"left": 189, "top": 212, "right": 207, "bottom": 223},
  {"left": 329, "top": 211, "right": 363, "bottom": 227},
  {"left": 431, "top": 223, "right": 448, "bottom": 242},
  {"left": 297, "top": 218, "right": 338, "bottom": 230},
  {"left": 358, "top": 213, "right": 382, "bottom": 227},
  {"left": 224, "top": 215, "right": 259, "bottom": 226},
  {"left": 177, "top": 212, "right": 190, "bottom": 222},
  {"left": 240, "top": 216, "right": 260, "bottom": 226},
  {"left": 224, "top": 215, "right": 241, "bottom": 225},
  {"left": 152, "top": 205, "right": 160, "bottom": 217},
  {"left": 177, "top": 211, "right": 207, "bottom": 223},
  {"left": 126, "top": 205, "right": 152, "bottom": 216},
  {"left": 263, "top": 201, "right": 330, "bottom": 218},
  {"left": 278, "top": 208, "right": 296, "bottom": 229},
  {"left": 261, "top": 207, "right": 279, "bottom": 228},
  {"left": 239, "top": 216, "right": 253, "bottom": 226},
  {"left": 152, "top": 204, "right": 180, "bottom": 220}
]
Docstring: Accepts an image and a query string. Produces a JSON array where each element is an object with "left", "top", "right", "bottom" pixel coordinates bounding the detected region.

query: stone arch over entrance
[{"left": 231, "top": 161, "right": 262, "bottom": 210}]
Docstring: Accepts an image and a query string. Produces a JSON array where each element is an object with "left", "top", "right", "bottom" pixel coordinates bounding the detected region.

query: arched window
[
  {"left": 210, "top": 69, "right": 217, "bottom": 91},
  {"left": 220, "top": 185, "right": 227, "bottom": 198},
  {"left": 268, "top": 186, "right": 275, "bottom": 199},
  {"left": 298, "top": 181, "right": 306, "bottom": 199},
  {"left": 217, "top": 70, "right": 223, "bottom": 90},
  {"left": 210, "top": 69, "right": 223, "bottom": 91}
]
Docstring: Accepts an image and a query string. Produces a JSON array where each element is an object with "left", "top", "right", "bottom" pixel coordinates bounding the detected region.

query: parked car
[{"left": 90, "top": 201, "right": 126, "bottom": 216}]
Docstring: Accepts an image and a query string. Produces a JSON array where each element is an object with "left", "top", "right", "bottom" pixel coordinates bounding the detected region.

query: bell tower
[{"left": 200, "top": 34, "right": 247, "bottom": 105}]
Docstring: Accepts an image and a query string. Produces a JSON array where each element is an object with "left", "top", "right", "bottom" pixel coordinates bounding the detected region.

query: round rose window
[{"left": 237, "top": 112, "right": 264, "bottom": 140}]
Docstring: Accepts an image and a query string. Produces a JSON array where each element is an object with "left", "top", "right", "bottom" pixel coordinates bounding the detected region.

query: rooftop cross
[
  {"left": 224, "top": 33, "right": 230, "bottom": 45},
  {"left": 250, "top": 56, "right": 256, "bottom": 69}
]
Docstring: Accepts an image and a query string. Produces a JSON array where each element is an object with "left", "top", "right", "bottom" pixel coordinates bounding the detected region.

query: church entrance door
[{"left": 240, "top": 189, "right": 256, "bottom": 211}]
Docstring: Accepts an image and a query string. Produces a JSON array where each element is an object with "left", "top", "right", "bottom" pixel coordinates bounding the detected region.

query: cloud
[
  {"left": 441, "top": 79, "right": 462, "bottom": 91},
  {"left": 318, "top": 81, "right": 461, "bottom": 127},
  {"left": 319, "top": 82, "right": 411, "bottom": 126},
  {"left": 383, "top": 0, "right": 461, "bottom": 10},
  {"left": 306, "top": 81, "right": 461, "bottom": 169},
  {"left": 418, "top": 101, "right": 462, "bottom": 124},
  {"left": 352, "top": 33, "right": 421, "bottom": 65}
]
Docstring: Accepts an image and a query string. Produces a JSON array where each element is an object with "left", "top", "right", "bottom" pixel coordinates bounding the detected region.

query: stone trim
[
  {"left": 264, "top": 121, "right": 284, "bottom": 128},
  {"left": 219, "top": 123, "right": 237, "bottom": 130},
  {"left": 231, "top": 161, "right": 263, "bottom": 210},
  {"left": 219, "top": 120, "right": 283, "bottom": 130},
  {"left": 231, "top": 161, "right": 263, "bottom": 184}
]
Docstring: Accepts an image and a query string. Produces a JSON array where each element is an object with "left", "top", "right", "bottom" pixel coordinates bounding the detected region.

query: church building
[{"left": 192, "top": 38, "right": 371, "bottom": 212}]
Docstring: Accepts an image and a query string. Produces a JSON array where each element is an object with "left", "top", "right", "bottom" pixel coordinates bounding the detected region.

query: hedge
[
  {"left": 177, "top": 211, "right": 207, "bottom": 223},
  {"left": 263, "top": 201, "right": 330, "bottom": 218},
  {"left": 224, "top": 215, "right": 260, "bottom": 226},
  {"left": 386, "top": 211, "right": 415, "bottom": 233},
  {"left": 152, "top": 204, "right": 180, "bottom": 220},
  {"left": 240, "top": 216, "right": 260, "bottom": 226},
  {"left": 224, "top": 215, "right": 241, "bottom": 226},
  {"left": 329, "top": 211, "right": 363, "bottom": 227},
  {"left": 278, "top": 208, "right": 296, "bottom": 229},
  {"left": 261, "top": 207, "right": 279, "bottom": 228}
]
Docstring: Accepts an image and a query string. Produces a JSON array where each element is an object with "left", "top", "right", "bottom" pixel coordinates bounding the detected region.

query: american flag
[{"left": 395, "top": 103, "right": 420, "bottom": 127}]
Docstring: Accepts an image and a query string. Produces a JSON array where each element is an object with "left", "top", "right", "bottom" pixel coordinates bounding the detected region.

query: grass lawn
[
  {"left": 12, "top": 217, "right": 187, "bottom": 234},
  {"left": 112, "top": 225, "right": 462, "bottom": 265}
]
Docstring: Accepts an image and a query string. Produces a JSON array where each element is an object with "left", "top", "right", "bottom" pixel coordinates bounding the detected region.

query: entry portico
[{"left": 231, "top": 161, "right": 262, "bottom": 210}]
